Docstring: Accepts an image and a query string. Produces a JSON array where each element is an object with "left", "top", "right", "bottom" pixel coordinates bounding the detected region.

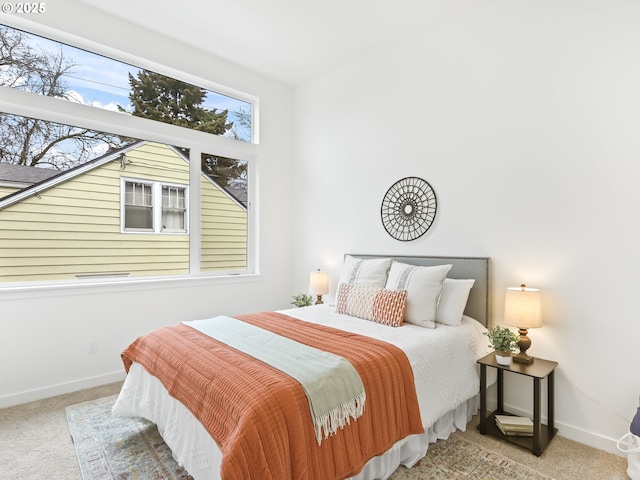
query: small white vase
[{"left": 495, "top": 351, "right": 512, "bottom": 366}]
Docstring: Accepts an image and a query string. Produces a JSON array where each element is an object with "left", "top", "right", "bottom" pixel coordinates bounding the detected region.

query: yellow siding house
[{"left": 0, "top": 141, "right": 247, "bottom": 283}]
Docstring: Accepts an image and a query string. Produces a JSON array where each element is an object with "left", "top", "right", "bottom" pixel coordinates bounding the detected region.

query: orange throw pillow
[{"left": 336, "top": 282, "right": 407, "bottom": 327}]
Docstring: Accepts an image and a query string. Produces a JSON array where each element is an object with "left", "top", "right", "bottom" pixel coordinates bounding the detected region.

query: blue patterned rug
[
  {"left": 65, "top": 395, "right": 192, "bottom": 480},
  {"left": 66, "top": 395, "right": 554, "bottom": 480}
]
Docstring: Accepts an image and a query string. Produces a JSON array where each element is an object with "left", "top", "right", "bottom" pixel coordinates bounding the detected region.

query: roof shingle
[{"left": 0, "top": 163, "right": 60, "bottom": 184}]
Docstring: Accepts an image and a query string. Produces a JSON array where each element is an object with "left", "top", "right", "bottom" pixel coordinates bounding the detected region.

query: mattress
[{"left": 113, "top": 304, "right": 493, "bottom": 480}]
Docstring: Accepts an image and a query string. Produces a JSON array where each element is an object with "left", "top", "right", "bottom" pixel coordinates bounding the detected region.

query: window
[
  {"left": 0, "top": 24, "right": 254, "bottom": 143},
  {"left": 122, "top": 180, "right": 187, "bottom": 233},
  {"left": 124, "top": 182, "right": 153, "bottom": 230},
  {"left": 0, "top": 24, "right": 259, "bottom": 284},
  {"left": 162, "top": 186, "right": 186, "bottom": 231},
  {"left": 0, "top": 22, "right": 256, "bottom": 284},
  {"left": 0, "top": 116, "right": 251, "bottom": 283},
  {"left": 200, "top": 153, "right": 248, "bottom": 272}
]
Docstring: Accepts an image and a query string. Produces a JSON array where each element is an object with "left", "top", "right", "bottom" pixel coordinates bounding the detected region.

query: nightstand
[{"left": 477, "top": 353, "right": 558, "bottom": 456}]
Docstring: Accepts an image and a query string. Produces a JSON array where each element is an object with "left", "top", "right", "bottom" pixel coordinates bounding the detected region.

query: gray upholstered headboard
[{"left": 347, "top": 255, "right": 490, "bottom": 327}]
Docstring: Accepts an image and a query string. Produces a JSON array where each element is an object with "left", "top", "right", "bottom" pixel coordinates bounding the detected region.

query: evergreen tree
[{"left": 128, "top": 70, "right": 232, "bottom": 135}]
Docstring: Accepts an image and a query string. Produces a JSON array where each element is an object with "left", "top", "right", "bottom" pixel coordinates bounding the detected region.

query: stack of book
[{"left": 495, "top": 414, "right": 534, "bottom": 436}]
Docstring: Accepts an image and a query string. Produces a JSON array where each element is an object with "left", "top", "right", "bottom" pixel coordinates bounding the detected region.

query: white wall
[
  {"left": 292, "top": 0, "right": 640, "bottom": 454},
  {"left": 0, "top": 2, "right": 295, "bottom": 406}
]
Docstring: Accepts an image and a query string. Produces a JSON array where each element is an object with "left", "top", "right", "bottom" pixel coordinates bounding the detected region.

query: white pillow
[
  {"left": 385, "top": 261, "right": 452, "bottom": 328},
  {"left": 338, "top": 256, "right": 393, "bottom": 288},
  {"left": 435, "top": 278, "right": 475, "bottom": 326}
]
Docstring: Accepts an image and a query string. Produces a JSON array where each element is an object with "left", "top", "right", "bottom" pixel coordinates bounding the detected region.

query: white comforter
[{"left": 113, "top": 305, "right": 492, "bottom": 480}]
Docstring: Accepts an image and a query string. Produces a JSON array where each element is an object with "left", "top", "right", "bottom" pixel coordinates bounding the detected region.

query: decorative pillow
[
  {"left": 335, "top": 282, "right": 407, "bottom": 327},
  {"left": 384, "top": 261, "right": 452, "bottom": 328},
  {"left": 338, "top": 255, "right": 393, "bottom": 288},
  {"left": 435, "top": 278, "right": 475, "bottom": 326}
]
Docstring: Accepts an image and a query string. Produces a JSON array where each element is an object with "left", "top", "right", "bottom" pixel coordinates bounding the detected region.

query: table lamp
[
  {"left": 309, "top": 269, "right": 329, "bottom": 305},
  {"left": 504, "top": 284, "right": 542, "bottom": 364}
]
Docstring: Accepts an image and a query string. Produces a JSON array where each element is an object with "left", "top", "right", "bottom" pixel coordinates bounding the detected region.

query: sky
[{"left": 14, "top": 25, "right": 252, "bottom": 141}]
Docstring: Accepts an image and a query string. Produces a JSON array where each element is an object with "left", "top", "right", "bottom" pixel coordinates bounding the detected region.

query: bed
[{"left": 113, "top": 254, "right": 493, "bottom": 480}]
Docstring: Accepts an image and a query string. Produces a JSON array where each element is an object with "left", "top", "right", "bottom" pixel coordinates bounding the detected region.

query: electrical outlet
[{"left": 88, "top": 341, "right": 97, "bottom": 354}]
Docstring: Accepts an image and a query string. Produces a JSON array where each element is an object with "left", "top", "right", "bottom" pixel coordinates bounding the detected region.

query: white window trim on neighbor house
[
  {"left": 121, "top": 178, "right": 189, "bottom": 234},
  {"left": 0, "top": 18, "right": 261, "bottom": 292}
]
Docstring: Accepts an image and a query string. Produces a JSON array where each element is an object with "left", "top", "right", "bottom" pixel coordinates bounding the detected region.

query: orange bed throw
[{"left": 121, "top": 311, "right": 424, "bottom": 480}]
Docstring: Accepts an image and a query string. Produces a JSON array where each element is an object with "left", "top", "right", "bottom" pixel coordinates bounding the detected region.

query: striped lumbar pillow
[{"left": 336, "top": 282, "right": 407, "bottom": 327}]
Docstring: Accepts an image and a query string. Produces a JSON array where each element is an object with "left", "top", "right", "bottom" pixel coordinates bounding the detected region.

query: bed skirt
[{"left": 113, "top": 362, "right": 480, "bottom": 480}]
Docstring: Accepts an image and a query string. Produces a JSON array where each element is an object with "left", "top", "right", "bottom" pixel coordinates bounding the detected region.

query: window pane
[
  {"left": 126, "top": 182, "right": 153, "bottom": 207},
  {"left": 200, "top": 152, "right": 248, "bottom": 272},
  {"left": 162, "top": 186, "right": 186, "bottom": 231},
  {"left": 0, "top": 24, "right": 253, "bottom": 143},
  {"left": 0, "top": 113, "right": 198, "bottom": 282},
  {"left": 125, "top": 204, "right": 153, "bottom": 229},
  {"left": 125, "top": 182, "right": 153, "bottom": 229}
]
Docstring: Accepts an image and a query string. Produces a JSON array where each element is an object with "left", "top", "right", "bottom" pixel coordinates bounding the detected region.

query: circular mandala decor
[{"left": 381, "top": 177, "right": 437, "bottom": 241}]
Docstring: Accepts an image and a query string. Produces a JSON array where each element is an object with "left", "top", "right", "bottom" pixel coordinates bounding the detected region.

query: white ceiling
[{"left": 76, "top": 0, "right": 476, "bottom": 85}]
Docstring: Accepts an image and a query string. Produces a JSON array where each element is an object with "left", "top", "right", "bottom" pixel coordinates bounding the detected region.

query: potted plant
[
  {"left": 484, "top": 325, "right": 518, "bottom": 366},
  {"left": 291, "top": 293, "right": 314, "bottom": 308}
]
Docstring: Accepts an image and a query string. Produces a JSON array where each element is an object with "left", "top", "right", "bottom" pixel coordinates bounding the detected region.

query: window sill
[{"left": 0, "top": 272, "right": 262, "bottom": 300}]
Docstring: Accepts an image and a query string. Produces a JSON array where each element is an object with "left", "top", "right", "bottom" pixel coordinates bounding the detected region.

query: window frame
[
  {"left": 0, "top": 17, "right": 260, "bottom": 288},
  {"left": 121, "top": 178, "right": 189, "bottom": 235}
]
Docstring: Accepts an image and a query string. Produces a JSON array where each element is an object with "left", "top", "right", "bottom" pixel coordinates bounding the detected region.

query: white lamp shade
[
  {"left": 504, "top": 285, "right": 542, "bottom": 329},
  {"left": 309, "top": 270, "right": 329, "bottom": 295}
]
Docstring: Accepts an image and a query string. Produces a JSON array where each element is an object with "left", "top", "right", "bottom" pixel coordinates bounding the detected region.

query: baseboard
[{"left": 0, "top": 371, "right": 126, "bottom": 409}]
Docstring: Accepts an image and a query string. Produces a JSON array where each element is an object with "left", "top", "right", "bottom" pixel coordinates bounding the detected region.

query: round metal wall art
[{"left": 380, "top": 177, "right": 437, "bottom": 241}]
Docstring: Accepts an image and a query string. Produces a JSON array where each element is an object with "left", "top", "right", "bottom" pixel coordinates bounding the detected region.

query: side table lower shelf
[{"left": 479, "top": 411, "right": 557, "bottom": 456}]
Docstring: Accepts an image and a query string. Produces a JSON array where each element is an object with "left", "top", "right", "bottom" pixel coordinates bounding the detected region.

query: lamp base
[
  {"left": 513, "top": 328, "right": 534, "bottom": 364},
  {"left": 513, "top": 352, "right": 534, "bottom": 364},
  {"left": 315, "top": 294, "right": 324, "bottom": 305}
]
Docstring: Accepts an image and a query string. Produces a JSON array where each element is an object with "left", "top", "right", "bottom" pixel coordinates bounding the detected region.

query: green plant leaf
[{"left": 483, "top": 326, "right": 518, "bottom": 352}]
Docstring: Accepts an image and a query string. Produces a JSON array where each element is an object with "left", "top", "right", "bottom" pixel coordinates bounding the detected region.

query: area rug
[
  {"left": 65, "top": 395, "right": 192, "bottom": 480},
  {"left": 390, "top": 434, "right": 555, "bottom": 480},
  {"left": 66, "top": 395, "right": 554, "bottom": 480}
]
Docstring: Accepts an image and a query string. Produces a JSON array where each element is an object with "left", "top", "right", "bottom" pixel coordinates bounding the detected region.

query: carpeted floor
[{"left": 0, "top": 382, "right": 630, "bottom": 480}]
